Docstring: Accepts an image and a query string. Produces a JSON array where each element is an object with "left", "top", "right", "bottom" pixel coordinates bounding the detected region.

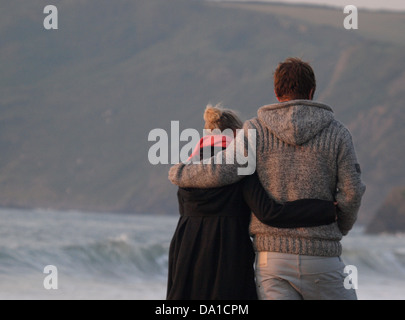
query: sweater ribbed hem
[{"left": 253, "top": 235, "right": 342, "bottom": 257}]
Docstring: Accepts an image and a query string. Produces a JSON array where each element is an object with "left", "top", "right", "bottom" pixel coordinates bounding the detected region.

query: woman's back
[{"left": 167, "top": 180, "right": 258, "bottom": 300}]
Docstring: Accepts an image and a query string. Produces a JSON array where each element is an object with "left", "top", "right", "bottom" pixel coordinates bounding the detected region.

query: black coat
[{"left": 166, "top": 173, "right": 336, "bottom": 300}]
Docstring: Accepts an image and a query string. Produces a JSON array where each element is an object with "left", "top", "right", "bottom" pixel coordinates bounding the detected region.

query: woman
[{"left": 166, "top": 104, "right": 336, "bottom": 300}]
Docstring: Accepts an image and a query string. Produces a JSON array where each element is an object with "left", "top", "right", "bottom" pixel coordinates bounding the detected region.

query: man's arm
[
  {"left": 168, "top": 121, "right": 257, "bottom": 188},
  {"left": 242, "top": 173, "right": 337, "bottom": 228},
  {"left": 335, "top": 128, "right": 366, "bottom": 235}
]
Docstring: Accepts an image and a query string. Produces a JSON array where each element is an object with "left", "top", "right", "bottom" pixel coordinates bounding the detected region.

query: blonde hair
[{"left": 204, "top": 103, "right": 243, "bottom": 134}]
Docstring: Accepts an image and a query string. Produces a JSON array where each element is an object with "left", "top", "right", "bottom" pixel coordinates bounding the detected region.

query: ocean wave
[
  {"left": 342, "top": 246, "right": 405, "bottom": 278},
  {"left": 0, "top": 234, "right": 170, "bottom": 281},
  {"left": 62, "top": 234, "right": 169, "bottom": 278}
]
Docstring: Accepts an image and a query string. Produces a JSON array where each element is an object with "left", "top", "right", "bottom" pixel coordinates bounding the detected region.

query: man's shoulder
[
  {"left": 244, "top": 117, "right": 263, "bottom": 130},
  {"left": 328, "top": 118, "right": 353, "bottom": 139}
]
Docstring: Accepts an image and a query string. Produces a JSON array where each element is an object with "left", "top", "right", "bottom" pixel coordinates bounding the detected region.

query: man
[{"left": 169, "top": 58, "right": 366, "bottom": 300}]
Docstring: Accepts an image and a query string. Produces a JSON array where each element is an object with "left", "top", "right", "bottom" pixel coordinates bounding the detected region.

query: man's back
[{"left": 248, "top": 99, "right": 366, "bottom": 257}]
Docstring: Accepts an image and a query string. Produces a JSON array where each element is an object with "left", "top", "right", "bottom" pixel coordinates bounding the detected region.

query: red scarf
[{"left": 188, "top": 135, "right": 233, "bottom": 161}]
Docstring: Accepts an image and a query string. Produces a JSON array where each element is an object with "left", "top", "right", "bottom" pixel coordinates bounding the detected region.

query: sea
[{"left": 1, "top": 208, "right": 405, "bottom": 300}]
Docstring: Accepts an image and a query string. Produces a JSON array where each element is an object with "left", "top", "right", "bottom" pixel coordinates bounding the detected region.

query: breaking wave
[{"left": 0, "top": 233, "right": 170, "bottom": 281}]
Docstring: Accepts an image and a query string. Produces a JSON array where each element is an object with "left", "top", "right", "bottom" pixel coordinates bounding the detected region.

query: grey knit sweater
[{"left": 169, "top": 100, "right": 366, "bottom": 257}]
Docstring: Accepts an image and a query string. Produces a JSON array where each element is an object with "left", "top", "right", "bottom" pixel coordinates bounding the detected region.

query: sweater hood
[{"left": 258, "top": 100, "right": 334, "bottom": 146}]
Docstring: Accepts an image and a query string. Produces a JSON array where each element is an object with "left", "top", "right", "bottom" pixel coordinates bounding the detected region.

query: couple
[{"left": 166, "top": 58, "right": 366, "bottom": 300}]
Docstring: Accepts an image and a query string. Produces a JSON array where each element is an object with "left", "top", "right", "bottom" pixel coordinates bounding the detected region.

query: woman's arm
[
  {"left": 169, "top": 121, "right": 256, "bottom": 188},
  {"left": 242, "top": 173, "right": 336, "bottom": 228}
]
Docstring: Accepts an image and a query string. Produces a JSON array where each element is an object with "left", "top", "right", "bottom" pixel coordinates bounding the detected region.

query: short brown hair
[{"left": 274, "top": 58, "right": 316, "bottom": 100}]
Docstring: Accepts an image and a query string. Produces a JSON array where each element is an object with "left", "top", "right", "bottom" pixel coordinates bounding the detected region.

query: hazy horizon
[{"left": 211, "top": 0, "right": 405, "bottom": 12}]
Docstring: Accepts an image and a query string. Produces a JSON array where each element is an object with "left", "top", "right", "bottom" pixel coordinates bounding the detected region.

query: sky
[{"left": 214, "top": 0, "right": 405, "bottom": 12}]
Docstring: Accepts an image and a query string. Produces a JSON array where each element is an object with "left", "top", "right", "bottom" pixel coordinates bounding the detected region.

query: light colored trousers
[{"left": 255, "top": 252, "right": 357, "bottom": 300}]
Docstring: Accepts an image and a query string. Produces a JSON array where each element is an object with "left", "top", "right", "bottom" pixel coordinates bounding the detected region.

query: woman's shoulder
[{"left": 178, "top": 179, "right": 246, "bottom": 197}]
